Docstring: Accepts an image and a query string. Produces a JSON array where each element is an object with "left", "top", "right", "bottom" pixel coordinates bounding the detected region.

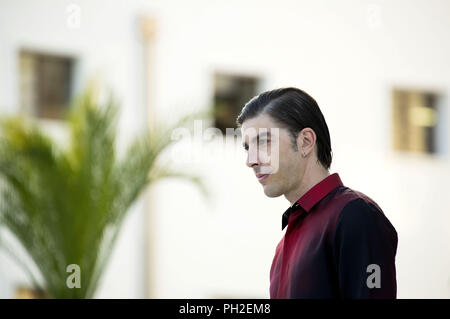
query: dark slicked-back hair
[{"left": 236, "top": 87, "right": 332, "bottom": 169}]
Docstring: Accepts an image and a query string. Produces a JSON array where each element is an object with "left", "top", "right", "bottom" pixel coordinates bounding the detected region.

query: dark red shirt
[{"left": 269, "top": 173, "right": 398, "bottom": 298}]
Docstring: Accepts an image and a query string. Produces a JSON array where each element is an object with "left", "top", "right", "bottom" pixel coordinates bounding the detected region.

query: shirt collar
[
  {"left": 281, "top": 173, "right": 344, "bottom": 230},
  {"left": 297, "top": 173, "right": 344, "bottom": 212}
]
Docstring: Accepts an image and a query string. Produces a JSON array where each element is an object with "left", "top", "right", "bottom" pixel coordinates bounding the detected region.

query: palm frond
[{"left": 0, "top": 85, "right": 207, "bottom": 298}]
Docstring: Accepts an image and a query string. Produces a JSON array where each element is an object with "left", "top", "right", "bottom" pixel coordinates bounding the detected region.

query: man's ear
[{"left": 297, "top": 127, "right": 316, "bottom": 156}]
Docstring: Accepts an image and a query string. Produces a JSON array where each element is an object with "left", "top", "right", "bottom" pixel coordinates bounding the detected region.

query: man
[{"left": 236, "top": 87, "right": 398, "bottom": 298}]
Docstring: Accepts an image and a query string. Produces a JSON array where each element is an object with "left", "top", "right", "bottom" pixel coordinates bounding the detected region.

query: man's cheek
[
  {"left": 268, "top": 144, "right": 280, "bottom": 174},
  {"left": 258, "top": 150, "right": 271, "bottom": 165}
]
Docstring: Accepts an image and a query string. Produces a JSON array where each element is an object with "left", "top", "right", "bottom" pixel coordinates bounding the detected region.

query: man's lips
[{"left": 256, "top": 174, "right": 270, "bottom": 182}]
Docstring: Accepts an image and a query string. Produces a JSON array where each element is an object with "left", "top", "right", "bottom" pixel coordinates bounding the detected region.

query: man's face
[{"left": 241, "top": 113, "right": 305, "bottom": 198}]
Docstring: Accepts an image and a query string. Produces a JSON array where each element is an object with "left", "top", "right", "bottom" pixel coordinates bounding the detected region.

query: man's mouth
[{"left": 257, "top": 174, "right": 269, "bottom": 183}]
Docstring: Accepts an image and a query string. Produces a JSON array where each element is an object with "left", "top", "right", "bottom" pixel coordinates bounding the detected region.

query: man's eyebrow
[
  {"left": 242, "top": 131, "right": 272, "bottom": 149},
  {"left": 252, "top": 131, "right": 271, "bottom": 142}
]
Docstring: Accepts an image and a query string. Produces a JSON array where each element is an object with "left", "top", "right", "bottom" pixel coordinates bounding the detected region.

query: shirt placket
[{"left": 277, "top": 205, "right": 305, "bottom": 297}]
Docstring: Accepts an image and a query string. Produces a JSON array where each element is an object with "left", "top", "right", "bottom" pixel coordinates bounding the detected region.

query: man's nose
[{"left": 246, "top": 148, "right": 259, "bottom": 168}]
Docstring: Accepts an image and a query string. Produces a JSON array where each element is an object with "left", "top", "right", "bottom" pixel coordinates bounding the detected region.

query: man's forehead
[
  {"left": 241, "top": 113, "right": 276, "bottom": 130},
  {"left": 240, "top": 126, "right": 281, "bottom": 145},
  {"left": 240, "top": 114, "right": 284, "bottom": 144}
]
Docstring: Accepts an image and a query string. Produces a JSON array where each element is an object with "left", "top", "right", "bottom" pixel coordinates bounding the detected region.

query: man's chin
[{"left": 263, "top": 186, "right": 283, "bottom": 198}]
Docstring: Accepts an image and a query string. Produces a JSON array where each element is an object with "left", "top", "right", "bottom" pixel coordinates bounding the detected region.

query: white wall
[
  {"left": 0, "top": 0, "right": 449, "bottom": 298},
  {"left": 146, "top": 0, "right": 450, "bottom": 298},
  {"left": 0, "top": 0, "right": 150, "bottom": 298}
]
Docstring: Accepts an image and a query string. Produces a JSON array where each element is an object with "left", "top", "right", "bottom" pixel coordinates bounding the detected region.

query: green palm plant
[{"left": 0, "top": 87, "right": 207, "bottom": 298}]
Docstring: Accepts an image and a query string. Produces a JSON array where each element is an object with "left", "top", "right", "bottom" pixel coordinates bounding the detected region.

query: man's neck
[{"left": 285, "top": 167, "right": 330, "bottom": 206}]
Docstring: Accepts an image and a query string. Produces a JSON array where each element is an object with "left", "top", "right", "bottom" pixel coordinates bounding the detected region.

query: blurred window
[
  {"left": 19, "top": 50, "right": 74, "bottom": 120},
  {"left": 213, "top": 72, "right": 260, "bottom": 134},
  {"left": 392, "top": 89, "right": 440, "bottom": 154}
]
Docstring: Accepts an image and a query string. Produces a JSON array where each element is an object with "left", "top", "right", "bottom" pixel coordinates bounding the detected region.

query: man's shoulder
[
  {"left": 330, "top": 186, "right": 397, "bottom": 241},
  {"left": 322, "top": 185, "right": 394, "bottom": 233},
  {"left": 330, "top": 186, "right": 384, "bottom": 214}
]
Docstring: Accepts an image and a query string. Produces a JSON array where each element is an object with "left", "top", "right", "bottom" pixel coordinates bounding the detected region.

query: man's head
[{"left": 237, "top": 87, "right": 332, "bottom": 200}]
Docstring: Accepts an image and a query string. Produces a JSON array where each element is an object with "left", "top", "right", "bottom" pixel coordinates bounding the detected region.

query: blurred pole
[
  {"left": 140, "top": 15, "right": 157, "bottom": 299},
  {"left": 141, "top": 16, "right": 158, "bottom": 129}
]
